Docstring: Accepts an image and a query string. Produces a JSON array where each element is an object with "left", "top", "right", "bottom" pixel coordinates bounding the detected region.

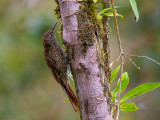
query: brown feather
[
  {"left": 42, "top": 23, "right": 79, "bottom": 112},
  {"left": 62, "top": 82, "right": 79, "bottom": 112}
]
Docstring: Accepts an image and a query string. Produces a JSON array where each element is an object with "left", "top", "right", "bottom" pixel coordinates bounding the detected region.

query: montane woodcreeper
[{"left": 42, "top": 22, "right": 79, "bottom": 112}]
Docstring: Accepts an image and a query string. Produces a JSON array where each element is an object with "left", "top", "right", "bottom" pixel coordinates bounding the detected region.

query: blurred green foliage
[
  {"left": 0, "top": 0, "right": 77, "bottom": 120},
  {"left": 0, "top": 0, "right": 159, "bottom": 120}
]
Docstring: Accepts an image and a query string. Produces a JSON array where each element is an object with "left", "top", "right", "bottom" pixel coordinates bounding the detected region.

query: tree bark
[{"left": 57, "top": 1, "right": 111, "bottom": 119}]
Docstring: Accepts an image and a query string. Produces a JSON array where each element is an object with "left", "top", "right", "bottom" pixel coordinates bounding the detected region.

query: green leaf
[
  {"left": 120, "top": 83, "right": 160, "bottom": 102},
  {"left": 101, "top": 6, "right": 120, "bottom": 14},
  {"left": 129, "top": 0, "right": 139, "bottom": 22},
  {"left": 89, "top": 3, "right": 98, "bottom": 10},
  {"left": 99, "top": 3, "right": 104, "bottom": 11},
  {"left": 93, "top": 0, "right": 101, "bottom": 4},
  {"left": 119, "top": 72, "right": 129, "bottom": 93},
  {"left": 97, "top": 13, "right": 103, "bottom": 20},
  {"left": 120, "top": 102, "right": 139, "bottom": 111},
  {"left": 93, "top": 0, "right": 97, "bottom": 3},
  {"left": 112, "top": 72, "right": 129, "bottom": 101},
  {"left": 69, "top": 72, "right": 74, "bottom": 81},
  {"left": 65, "top": 99, "right": 70, "bottom": 102},
  {"left": 110, "top": 65, "right": 120, "bottom": 83},
  {"left": 103, "top": 12, "right": 123, "bottom": 19}
]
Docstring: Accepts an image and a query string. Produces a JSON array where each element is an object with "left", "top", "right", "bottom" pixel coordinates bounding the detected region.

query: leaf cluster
[
  {"left": 110, "top": 66, "right": 160, "bottom": 111},
  {"left": 91, "top": 0, "right": 139, "bottom": 22}
]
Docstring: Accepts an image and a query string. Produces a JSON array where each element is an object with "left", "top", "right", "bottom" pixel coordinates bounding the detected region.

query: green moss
[
  {"left": 78, "top": 1, "right": 102, "bottom": 53},
  {"left": 78, "top": 23, "right": 95, "bottom": 52},
  {"left": 54, "top": 3, "right": 61, "bottom": 19}
]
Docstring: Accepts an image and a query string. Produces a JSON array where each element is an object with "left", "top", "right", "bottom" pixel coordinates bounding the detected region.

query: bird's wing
[{"left": 49, "top": 43, "right": 68, "bottom": 73}]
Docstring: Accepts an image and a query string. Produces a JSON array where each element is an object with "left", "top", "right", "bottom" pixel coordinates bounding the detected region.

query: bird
[{"left": 42, "top": 22, "right": 79, "bottom": 112}]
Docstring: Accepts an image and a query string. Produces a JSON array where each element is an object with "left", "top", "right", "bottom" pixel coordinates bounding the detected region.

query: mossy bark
[{"left": 57, "top": 0, "right": 111, "bottom": 119}]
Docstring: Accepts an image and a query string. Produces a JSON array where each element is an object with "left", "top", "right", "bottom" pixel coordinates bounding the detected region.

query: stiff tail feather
[{"left": 63, "top": 84, "right": 79, "bottom": 112}]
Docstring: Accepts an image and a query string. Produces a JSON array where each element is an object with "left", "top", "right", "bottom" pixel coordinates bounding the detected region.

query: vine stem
[{"left": 110, "top": 0, "right": 123, "bottom": 119}]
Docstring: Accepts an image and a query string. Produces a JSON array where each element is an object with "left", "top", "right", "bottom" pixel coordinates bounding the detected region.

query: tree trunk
[{"left": 57, "top": 0, "right": 111, "bottom": 119}]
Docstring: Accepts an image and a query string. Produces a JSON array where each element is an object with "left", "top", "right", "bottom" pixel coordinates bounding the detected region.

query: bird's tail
[{"left": 63, "top": 83, "right": 79, "bottom": 112}]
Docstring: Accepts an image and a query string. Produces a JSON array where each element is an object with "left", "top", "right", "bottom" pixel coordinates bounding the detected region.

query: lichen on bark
[{"left": 56, "top": 0, "right": 111, "bottom": 119}]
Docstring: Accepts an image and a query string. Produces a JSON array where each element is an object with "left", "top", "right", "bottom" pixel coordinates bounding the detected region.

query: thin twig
[
  {"left": 123, "top": 55, "right": 141, "bottom": 70},
  {"left": 124, "top": 53, "right": 160, "bottom": 66},
  {"left": 115, "top": 56, "right": 120, "bottom": 62},
  {"left": 110, "top": 0, "right": 124, "bottom": 120},
  {"left": 110, "top": 56, "right": 120, "bottom": 68}
]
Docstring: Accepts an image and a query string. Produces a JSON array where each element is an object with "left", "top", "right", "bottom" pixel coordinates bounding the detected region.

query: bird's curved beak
[{"left": 51, "top": 22, "right": 58, "bottom": 31}]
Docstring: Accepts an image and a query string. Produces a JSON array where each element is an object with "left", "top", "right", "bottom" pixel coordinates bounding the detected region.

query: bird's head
[{"left": 42, "top": 22, "right": 58, "bottom": 46}]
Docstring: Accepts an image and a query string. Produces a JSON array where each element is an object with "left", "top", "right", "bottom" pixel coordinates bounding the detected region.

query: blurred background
[{"left": 0, "top": 0, "right": 159, "bottom": 120}]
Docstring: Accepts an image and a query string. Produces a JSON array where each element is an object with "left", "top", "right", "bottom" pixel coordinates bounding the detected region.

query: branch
[
  {"left": 58, "top": 0, "right": 111, "bottom": 119},
  {"left": 110, "top": 0, "right": 123, "bottom": 119},
  {"left": 124, "top": 53, "right": 160, "bottom": 66},
  {"left": 123, "top": 55, "right": 141, "bottom": 70}
]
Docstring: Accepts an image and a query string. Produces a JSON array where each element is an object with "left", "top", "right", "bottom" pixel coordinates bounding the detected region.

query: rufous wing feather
[{"left": 63, "top": 83, "right": 79, "bottom": 112}]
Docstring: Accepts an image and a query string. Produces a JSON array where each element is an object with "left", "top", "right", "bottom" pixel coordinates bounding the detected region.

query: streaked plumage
[{"left": 42, "top": 23, "right": 79, "bottom": 112}]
